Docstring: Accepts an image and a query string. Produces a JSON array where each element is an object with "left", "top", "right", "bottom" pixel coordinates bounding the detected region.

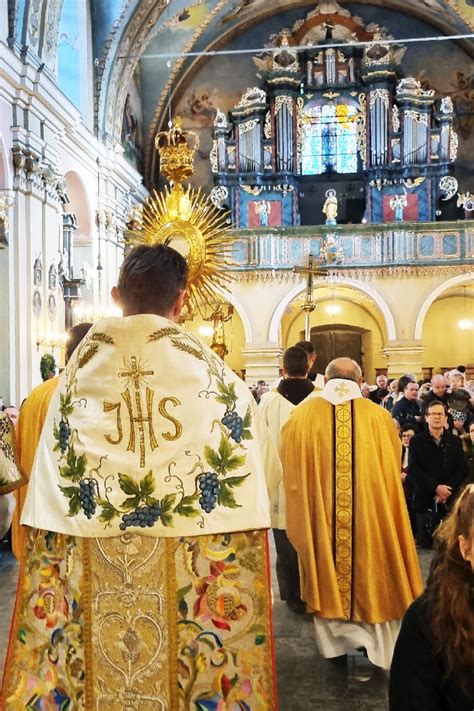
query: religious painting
[
  {"left": 248, "top": 200, "right": 282, "bottom": 228},
  {"left": 382, "top": 194, "right": 418, "bottom": 223},
  {"left": 121, "top": 66, "right": 144, "bottom": 173}
]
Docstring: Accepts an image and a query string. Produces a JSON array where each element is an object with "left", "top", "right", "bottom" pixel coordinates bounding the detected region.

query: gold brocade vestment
[{"left": 281, "top": 389, "right": 422, "bottom": 624}]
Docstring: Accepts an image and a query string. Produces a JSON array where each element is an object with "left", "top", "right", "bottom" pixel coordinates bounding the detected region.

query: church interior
[{"left": 0, "top": 0, "right": 473, "bottom": 707}]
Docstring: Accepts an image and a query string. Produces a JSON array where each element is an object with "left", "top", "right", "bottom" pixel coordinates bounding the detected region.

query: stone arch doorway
[{"left": 305, "top": 325, "right": 368, "bottom": 378}]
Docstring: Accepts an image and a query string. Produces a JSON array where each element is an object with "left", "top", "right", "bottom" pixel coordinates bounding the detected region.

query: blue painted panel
[
  {"left": 361, "top": 237, "right": 373, "bottom": 260},
  {"left": 310, "top": 239, "right": 321, "bottom": 258},
  {"left": 419, "top": 236, "right": 434, "bottom": 256},
  {"left": 232, "top": 241, "right": 247, "bottom": 264},
  {"left": 442, "top": 234, "right": 457, "bottom": 255},
  {"left": 289, "top": 239, "right": 303, "bottom": 264},
  {"left": 342, "top": 238, "right": 353, "bottom": 259}
]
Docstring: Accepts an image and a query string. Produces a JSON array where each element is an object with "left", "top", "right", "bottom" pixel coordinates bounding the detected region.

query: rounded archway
[
  {"left": 270, "top": 278, "right": 396, "bottom": 342},
  {"left": 418, "top": 278, "right": 474, "bottom": 374},
  {"left": 280, "top": 283, "right": 389, "bottom": 381},
  {"left": 64, "top": 171, "right": 92, "bottom": 241}
]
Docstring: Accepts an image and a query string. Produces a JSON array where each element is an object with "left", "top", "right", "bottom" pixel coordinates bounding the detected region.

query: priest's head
[
  {"left": 112, "top": 244, "right": 188, "bottom": 320},
  {"left": 325, "top": 357, "right": 362, "bottom": 384}
]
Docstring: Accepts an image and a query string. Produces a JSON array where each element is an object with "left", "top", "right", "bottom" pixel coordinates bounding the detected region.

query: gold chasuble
[
  {"left": 2, "top": 316, "right": 280, "bottom": 710},
  {"left": 281, "top": 379, "right": 422, "bottom": 669},
  {"left": 11, "top": 376, "right": 58, "bottom": 559}
]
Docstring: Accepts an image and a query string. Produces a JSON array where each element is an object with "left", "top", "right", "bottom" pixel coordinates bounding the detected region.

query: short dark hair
[
  {"left": 397, "top": 375, "right": 412, "bottom": 394},
  {"left": 283, "top": 346, "right": 309, "bottom": 377},
  {"left": 66, "top": 323, "right": 93, "bottom": 363},
  {"left": 117, "top": 244, "right": 188, "bottom": 315},
  {"left": 294, "top": 340, "right": 315, "bottom": 355},
  {"left": 401, "top": 422, "right": 418, "bottom": 434},
  {"left": 426, "top": 400, "right": 447, "bottom": 415}
]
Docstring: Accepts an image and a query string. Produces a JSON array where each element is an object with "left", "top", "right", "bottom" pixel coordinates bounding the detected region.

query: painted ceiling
[{"left": 92, "top": 0, "right": 474, "bottom": 182}]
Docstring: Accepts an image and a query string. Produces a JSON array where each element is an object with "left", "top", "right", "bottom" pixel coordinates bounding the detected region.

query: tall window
[{"left": 301, "top": 101, "right": 359, "bottom": 175}]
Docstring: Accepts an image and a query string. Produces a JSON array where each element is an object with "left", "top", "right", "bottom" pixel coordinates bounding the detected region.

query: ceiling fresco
[{"left": 92, "top": 0, "right": 474, "bottom": 182}]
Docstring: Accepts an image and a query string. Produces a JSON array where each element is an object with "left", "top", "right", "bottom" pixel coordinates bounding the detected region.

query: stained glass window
[{"left": 301, "top": 102, "right": 359, "bottom": 175}]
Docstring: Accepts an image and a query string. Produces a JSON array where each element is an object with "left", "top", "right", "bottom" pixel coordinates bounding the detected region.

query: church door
[{"left": 309, "top": 328, "right": 362, "bottom": 375}]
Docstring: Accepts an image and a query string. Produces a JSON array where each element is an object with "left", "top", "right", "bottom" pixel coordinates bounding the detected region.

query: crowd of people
[{"left": 0, "top": 245, "right": 472, "bottom": 709}]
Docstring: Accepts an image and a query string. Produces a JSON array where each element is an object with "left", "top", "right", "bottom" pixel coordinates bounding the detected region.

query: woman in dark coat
[{"left": 389, "top": 484, "right": 474, "bottom": 711}]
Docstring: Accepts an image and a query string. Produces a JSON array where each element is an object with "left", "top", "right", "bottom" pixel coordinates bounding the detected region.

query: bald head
[
  {"left": 431, "top": 374, "right": 447, "bottom": 397},
  {"left": 325, "top": 358, "right": 362, "bottom": 383}
]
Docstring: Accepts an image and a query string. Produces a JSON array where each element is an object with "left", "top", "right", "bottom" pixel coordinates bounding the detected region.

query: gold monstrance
[{"left": 126, "top": 118, "right": 233, "bottom": 315}]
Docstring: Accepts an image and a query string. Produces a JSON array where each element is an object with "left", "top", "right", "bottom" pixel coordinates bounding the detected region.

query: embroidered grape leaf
[
  {"left": 174, "top": 494, "right": 200, "bottom": 518},
  {"left": 139, "top": 471, "right": 155, "bottom": 497},
  {"left": 243, "top": 406, "right": 252, "bottom": 430},
  {"left": 241, "top": 406, "right": 253, "bottom": 440},
  {"left": 205, "top": 435, "right": 246, "bottom": 474},
  {"left": 59, "top": 486, "right": 81, "bottom": 516},
  {"left": 118, "top": 473, "right": 141, "bottom": 496},
  {"left": 255, "top": 633, "right": 266, "bottom": 645},
  {"left": 53, "top": 421, "right": 62, "bottom": 452},
  {"left": 215, "top": 380, "right": 237, "bottom": 407},
  {"left": 122, "top": 495, "right": 142, "bottom": 511},
  {"left": 223, "top": 474, "right": 250, "bottom": 487},
  {"left": 217, "top": 481, "right": 241, "bottom": 509},
  {"left": 97, "top": 499, "right": 119, "bottom": 522},
  {"left": 59, "top": 448, "right": 87, "bottom": 482},
  {"left": 203, "top": 446, "right": 221, "bottom": 472},
  {"left": 160, "top": 493, "right": 177, "bottom": 527},
  {"left": 59, "top": 392, "right": 74, "bottom": 417}
]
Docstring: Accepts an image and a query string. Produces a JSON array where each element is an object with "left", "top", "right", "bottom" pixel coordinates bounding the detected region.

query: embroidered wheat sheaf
[
  {"left": 148, "top": 327, "right": 181, "bottom": 342},
  {"left": 170, "top": 340, "right": 205, "bottom": 362},
  {"left": 77, "top": 344, "right": 99, "bottom": 369},
  {"left": 91, "top": 333, "right": 115, "bottom": 345}
]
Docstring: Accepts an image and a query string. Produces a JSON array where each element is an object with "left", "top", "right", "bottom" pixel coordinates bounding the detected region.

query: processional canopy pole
[{"left": 293, "top": 255, "right": 328, "bottom": 341}]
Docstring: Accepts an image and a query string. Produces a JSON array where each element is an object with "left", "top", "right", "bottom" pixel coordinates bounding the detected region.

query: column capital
[
  {"left": 241, "top": 343, "right": 283, "bottom": 384},
  {"left": 382, "top": 340, "right": 425, "bottom": 378}
]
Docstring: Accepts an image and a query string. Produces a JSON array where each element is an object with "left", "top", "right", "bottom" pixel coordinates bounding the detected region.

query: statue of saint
[
  {"left": 322, "top": 190, "right": 338, "bottom": 225},
  {"left": 205, "top": 304, "right": 234, "bottom": 359},
  {"left": 255, "top": 200, "right": 271, "bottom": 227}
]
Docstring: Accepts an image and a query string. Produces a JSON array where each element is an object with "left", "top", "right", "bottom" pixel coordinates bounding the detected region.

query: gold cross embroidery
[
  {"left": 118, "top": 357, "right": 158, "bottom": 468},
  {"left": 335, "top": 382, "right": 349, "bottom": 399}
]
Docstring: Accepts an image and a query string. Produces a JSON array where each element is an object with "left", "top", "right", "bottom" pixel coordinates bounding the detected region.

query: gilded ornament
[{"left": 127, "top": 119, "right": 233, "bottom": 314}]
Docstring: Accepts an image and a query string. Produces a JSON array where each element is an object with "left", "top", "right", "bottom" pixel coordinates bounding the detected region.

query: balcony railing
[{"left": 228, "top": 220, "right": 474, "bottom": 271}]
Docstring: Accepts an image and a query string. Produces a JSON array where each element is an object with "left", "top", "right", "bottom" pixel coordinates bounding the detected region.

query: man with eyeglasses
[{"left": 408, "top": 401, "right": 469, "bottom": 548}]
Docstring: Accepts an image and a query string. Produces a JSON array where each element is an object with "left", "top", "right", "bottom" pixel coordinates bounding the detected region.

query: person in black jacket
[
  {"left": 408, "top": 400, "right": 468, "bottom": 548},
  {"left": 389, "top": 484, "right": 474, "bottom": 711},
  {"left": 392, "top": 381, "right": 421, "bottom": 429}
]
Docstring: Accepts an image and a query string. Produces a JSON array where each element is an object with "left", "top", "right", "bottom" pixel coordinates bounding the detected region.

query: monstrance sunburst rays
[{"left": 126, "top": 183, "right": 233, "bottom": 315}]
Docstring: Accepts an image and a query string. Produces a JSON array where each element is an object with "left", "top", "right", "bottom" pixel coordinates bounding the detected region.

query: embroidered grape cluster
[
  {"left": 119, "top": 504, "right": 162, "bottom": 530},
  {"left": 198, "top": 472, "right": 219, "bottom": 513},
  {"left": 59, "top": 420, "right": 71, "bottom": 454},
  {"left": 221, "top": 411, "right": 243, "bottom": 443},
  {"left": 79, "top": 478, "right": 97, "bottom": 519}
]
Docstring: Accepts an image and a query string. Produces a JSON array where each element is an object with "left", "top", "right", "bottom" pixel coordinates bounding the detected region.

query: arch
[
  {"left": 414, "top": 272, "right": 474, "bottom": 340},
  {"left": 269, "top": 278, "right": 396, "bottom": 343},
  {"left": 215, "top": 285, "right": 252, "bottom": 343},
  {"left": 64, "top": 171, "right": 92, "bottom": 240}
]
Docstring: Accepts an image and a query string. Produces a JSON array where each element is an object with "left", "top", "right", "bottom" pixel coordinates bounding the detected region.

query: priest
[
  {"left": 3, "top": 244, "right": 280, "bottom": 710},
  {"left": 280, "top": 357, "right": 422, "bottom": 669}
]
